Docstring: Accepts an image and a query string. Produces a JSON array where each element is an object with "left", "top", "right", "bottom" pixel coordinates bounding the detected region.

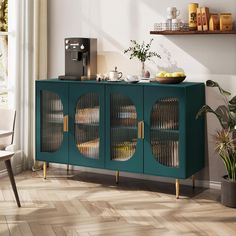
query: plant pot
[{"left": 221, "top": 175, "right": 236, "bottom": 208}]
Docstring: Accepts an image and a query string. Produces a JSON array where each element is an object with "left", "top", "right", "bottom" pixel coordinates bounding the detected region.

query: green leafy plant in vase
[
  {"left": 197, "top": 80, "right": 236, "bottom": 208},
  {"left": 124, "top": 39, "right": 161, "bottom": 77}
]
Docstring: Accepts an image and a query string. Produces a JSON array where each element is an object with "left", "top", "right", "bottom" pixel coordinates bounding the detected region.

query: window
[{"left": 0, "top": 0, "right": 8, "bottom": 108}]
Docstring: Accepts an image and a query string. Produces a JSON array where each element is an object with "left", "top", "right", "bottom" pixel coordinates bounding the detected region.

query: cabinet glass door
[
  {"left": 144, "top": 87, "right": 186, "bottom": 178},
  {"left": 36, "top": 82, "right": 69, "bottom": 164},
  {"left": 69, "top": 83, "right": 105, "bottom": 168},
  {"left": 75, "top": 93, "right": 100, "bottom": 160},
  {"left": 41, "top": 91, "right": 64, "bottom": 153},
  {"left": 105, "top": 85, "right": 143, "bottom": 173},
  {"left": 150, "top": 98, "right": 179, "bottom": 168}
]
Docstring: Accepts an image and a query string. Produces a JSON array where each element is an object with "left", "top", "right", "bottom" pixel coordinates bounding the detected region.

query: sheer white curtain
[{"left": 8, "top": 0, "right": 47, "bottom": 172}]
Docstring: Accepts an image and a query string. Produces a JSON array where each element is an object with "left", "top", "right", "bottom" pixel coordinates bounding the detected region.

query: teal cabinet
[
  {"left": 36, "top": 80, "right": 205, "bottom": 197},
  {"left": 105, "top": 85, "right": 143, "bottom": 173},
  {"left": 36, "top": 81, "right": 69, "bottom": 164},
  {"left": 143, "top": 84, "right": 205, "bottom": 179},
  {"left": 68, "top": 83, "right": 105, "bottom": 168}
]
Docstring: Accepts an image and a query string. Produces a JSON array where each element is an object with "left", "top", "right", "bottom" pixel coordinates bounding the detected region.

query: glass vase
[{"left": 141, "top": 61, "right": 145, "bottom": 77}]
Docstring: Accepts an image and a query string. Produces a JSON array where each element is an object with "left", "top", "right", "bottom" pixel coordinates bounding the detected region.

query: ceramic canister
[{"left": 189, "top": 3, "right": 199, "bottom": 30}]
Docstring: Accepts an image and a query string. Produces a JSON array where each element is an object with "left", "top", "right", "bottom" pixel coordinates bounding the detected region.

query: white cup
[
  {"left": 167, "top": 7, "right": 180, "bottom": 19},
  {"left": 109, "top": 70, "right": 122, "bottom": 81}
]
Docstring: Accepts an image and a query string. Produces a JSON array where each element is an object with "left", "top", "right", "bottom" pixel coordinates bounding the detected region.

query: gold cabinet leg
[
  {"left": 192, "top": 175, "right": 195, "bottom": 189},
  {"left": 43, "top": 162, "right": 47, "bottom": 179},
  {"left": 116, "top": 171, "right": 119, "bottom": 184},
  {"left": 67, "top": 164, "right": 69, "bottom": 174},
  {"left": 176, "top": 179, "right": 180, "bottom": 199}
]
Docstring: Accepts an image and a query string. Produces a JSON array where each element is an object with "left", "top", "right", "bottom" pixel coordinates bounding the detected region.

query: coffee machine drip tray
[
  {"left": 58, "top": 75, "right": 81, "bottom": 80},
  {"left": 58, "top": 75, "right": 97, "bottom": 81}
]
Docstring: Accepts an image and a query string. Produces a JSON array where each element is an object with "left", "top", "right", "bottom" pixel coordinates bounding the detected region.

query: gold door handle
[
  {"left": 138, "top": 121, "right": 142, "bottom": 139},
  {"left": 63, "top": 115, "right": 69, "bottom": 132},
  {"left": 138, "top": 121, "right": 144, "bottom": 139},
  {"left": 141, "top": 121, "right": 144, "bottom": 139}
]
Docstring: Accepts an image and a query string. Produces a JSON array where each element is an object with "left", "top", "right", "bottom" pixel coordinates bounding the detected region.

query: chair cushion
[
  {"left": 0, "top": 109, "right": 16, "bottom": 148},
  {"left": 0, "top": 150, "right": 14, "bottom": 161}
]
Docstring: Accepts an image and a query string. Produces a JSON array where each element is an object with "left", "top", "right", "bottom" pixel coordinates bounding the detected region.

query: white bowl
[{"left": 126, "top": 75, "right": 139, "bottom": 82}]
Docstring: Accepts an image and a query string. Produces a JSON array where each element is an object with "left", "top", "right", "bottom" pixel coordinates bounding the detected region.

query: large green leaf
[
  {"left": 228, "top": 103, "right": 236, "bottom": 113},
  {"left": 206, "top": 80, "right": 231, "bottom": 96},
  {"left": 229, "top": 96, "right": 236, "bottom": 105},
  {"left": 228, "top": 112, "right": 236, "bottom": 130},
  {"left": 196, "top": 105, "right": 225, "bottom": 128},
  {"left": 215, "top": 105, "right": 230, "bottom": 129}
]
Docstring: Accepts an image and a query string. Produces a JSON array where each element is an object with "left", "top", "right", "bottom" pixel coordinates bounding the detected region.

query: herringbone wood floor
[{"left": 0, "top": 168, "right": 236, "bottom": 236}]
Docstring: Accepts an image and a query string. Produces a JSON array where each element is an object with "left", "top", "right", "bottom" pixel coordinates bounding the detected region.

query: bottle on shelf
[{"left": 188, "top": 3, "right": 199, "bottom": 30}]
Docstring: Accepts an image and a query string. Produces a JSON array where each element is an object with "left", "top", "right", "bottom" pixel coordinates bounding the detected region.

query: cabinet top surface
[{"left": 37, "top": 79, "right": 204, "bottom": 88}]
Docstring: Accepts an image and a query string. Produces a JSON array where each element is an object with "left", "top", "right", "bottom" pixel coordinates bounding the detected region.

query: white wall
[{"left": 48, "top": 0, "right": 236, "bottom": 182}]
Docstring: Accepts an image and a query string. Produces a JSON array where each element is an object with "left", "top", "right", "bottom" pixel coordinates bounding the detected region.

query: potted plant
[
  {"left": 124, "top": 39, "right": 161, "bottom": 77},
  {"left": 197, "top": 80, "right": 236, "bottom": 208}
]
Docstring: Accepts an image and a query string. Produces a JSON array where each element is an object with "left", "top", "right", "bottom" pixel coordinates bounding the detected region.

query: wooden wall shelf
[{"left": 150, "top": 30, "right": 236, "bottom": 35}]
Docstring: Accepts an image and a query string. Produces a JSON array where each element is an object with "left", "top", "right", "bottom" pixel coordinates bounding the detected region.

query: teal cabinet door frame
[
  {"left": 105, "top": 84, "right": 144, "bottom": 173},
  {"left": 36, "top": 81, "right": 69, "bottom": 164},
  {"left": 68, "top": 83, "right": 105, "bottom": 168},
  {"left": 143, "top": 86, "right": 186, "bottom": 179},
  {"left": 185, "top": 84, "right": 205, "bottom": 177}
]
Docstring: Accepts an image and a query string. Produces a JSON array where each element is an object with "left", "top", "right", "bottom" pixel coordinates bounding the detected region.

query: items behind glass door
[
  {"left": 110, "top": 94, "right": 137, "bottom": 161},
  {"left": 58, "top": 38, "right": 97, "bottom": 81},
  {"left": 75, "top": 93, "right": 100, "bottom": 159},
  {"left": 75, "top": 106, "right": 99, "bottom": 158},
  {"left": 77, "top": 139, "right": 99, "bottom": 159},
  {"left": 150, "top": 98, "right": 179, "bottom": 168},
  {"left": 41, "top": 91, "right": 64, "bottom": 152},
  {"left": 41, "top": 91, "right": 180, "bottom": 167}
]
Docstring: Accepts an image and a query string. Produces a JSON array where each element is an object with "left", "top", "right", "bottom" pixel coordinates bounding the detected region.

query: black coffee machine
[{"left": 59, "top": 38, "right": 97, "bottom": 80}]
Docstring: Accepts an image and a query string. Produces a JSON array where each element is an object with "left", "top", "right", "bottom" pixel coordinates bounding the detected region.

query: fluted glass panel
[
  {"left": 41, "top": 91, "right": 64, "bottom": 152},
  {"left": 75, "top": 93, "right": 99, "bottom": 159},
  {"left": 150, "top": 98, "right": 179, "bottom": 167},
  {"left": 110, "top": 93, "right": 137, "bottom": 161}
]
